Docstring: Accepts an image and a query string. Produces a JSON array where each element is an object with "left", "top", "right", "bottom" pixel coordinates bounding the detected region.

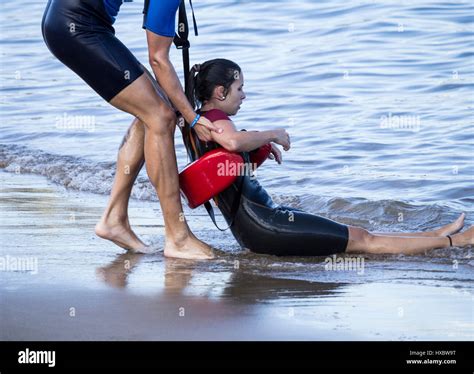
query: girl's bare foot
[
  {"left": 164, "top": 234, "right": 215, "bottom": 260},
  {"left": 451, "top": 225, "right": 474, "bottom": 247},
  {"left": 95, "top": 218, "right": 154, "bottom": 254},
  {"left": 436, "top": 213, "right": 465, "bottom": 236}
]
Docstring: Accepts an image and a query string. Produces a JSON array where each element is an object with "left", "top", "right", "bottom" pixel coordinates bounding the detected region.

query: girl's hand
[
  {"left": 272, "top": 128, "right": 291, "bottom": 151},
  {"left": 268, "top": 143, "right": 282, "bottom": 164}
]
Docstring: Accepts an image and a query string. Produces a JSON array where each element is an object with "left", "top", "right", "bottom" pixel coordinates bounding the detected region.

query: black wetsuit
[
  {"left": 217, "top": 172, "right": 349, "bottom": 256},
  {"left": 41, "top": 0, "right": 180, "bottom": 102},
  {"left": 194, "top": 115, "right": 349, "bottom": 257}
]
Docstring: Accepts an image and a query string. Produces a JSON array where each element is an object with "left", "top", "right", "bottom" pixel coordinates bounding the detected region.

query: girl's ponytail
[{"left": 186, "top": 63, "right": 201, "bottom": 111}]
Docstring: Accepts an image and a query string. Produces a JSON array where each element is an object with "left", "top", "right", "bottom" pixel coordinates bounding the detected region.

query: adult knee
[{"left": 143, "top": 107, "right": 177, "bottom": 136}]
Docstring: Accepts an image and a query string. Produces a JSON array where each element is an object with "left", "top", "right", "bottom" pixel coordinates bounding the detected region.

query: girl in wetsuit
[
  {"left": 185, "top": 59, "right": 473, "bottom": 256},
  {"left": 41, "top": 0, "right": 221, "bottom": 259}
]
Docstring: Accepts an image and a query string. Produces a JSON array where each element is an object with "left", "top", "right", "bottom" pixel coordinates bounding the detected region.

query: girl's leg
[
  {"left": 346, "top": 225, "right": 474, "bottom": 255},
  {"left": 371, "top": 213, "right": 465, "bottom": 238}
]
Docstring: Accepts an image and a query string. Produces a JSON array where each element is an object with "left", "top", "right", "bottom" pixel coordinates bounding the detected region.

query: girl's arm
[{"left": 207, "top": 119, "right": 289, "bottom": 152}]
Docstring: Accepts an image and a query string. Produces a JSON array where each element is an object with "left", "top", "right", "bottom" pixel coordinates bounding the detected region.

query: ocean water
[{"left": 1, "top": 0, "right": 473, "bottom": 235}]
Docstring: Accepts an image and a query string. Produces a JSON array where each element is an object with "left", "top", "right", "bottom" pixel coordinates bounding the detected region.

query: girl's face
[{"left": 220, "top": 71, "right": 246, "bottom": 116}]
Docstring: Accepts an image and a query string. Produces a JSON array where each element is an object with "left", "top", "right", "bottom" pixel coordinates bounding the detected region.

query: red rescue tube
[
  {"left": 179, "top": 148, "right": 244, "bottom": 209},
  {"left": 249, "top": 143, "right": 271, "bottom": 168}
]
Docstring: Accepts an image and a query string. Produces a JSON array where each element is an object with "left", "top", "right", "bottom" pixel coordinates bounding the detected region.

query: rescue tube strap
[
  {"left": 202, "top": 153, "right": 248, "bottom": 231},
  {"left": 172, "top": 0, "right": 244, "bottom": 231},
  {"left": 142, "top": 0, "right": 150, "bottom": 29}
]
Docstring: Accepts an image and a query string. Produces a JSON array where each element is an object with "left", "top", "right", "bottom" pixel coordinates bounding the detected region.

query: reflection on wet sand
[
  {"left": 96, "top": 252, "right": 344, "bottom": 302},
  {"left": 96, "top": 253, "right": 144, "bottom": 288},
  {"left": 163, "top": 258, "right": 199, "bottom": 293},
  {"left": 95, "top": 253, "right": 201, "bottom": 293}
]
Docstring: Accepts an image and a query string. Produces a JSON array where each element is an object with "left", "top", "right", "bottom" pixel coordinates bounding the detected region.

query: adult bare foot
[
  {"left": 436, "top": 213, "right": 465, "bottom": 236},
  {"left": 450, "top": 225, "right": 474, "bottom": 247},
  {"left": 95, "top": 218, "right": 154, "bottom": 254},
  {"left": 164, "top": 234, "right": 215, "bottom": 260}
]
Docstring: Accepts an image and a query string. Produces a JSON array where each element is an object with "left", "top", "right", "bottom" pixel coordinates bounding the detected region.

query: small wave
[
  {"left": 273, "top": 193, "right": 472, "bottom": 255},
  {"left": 0, "top": 143, "right": 158, "bottom": 201},
  {"left": 1, "top": 143, "right": 472, "bottom": 252}
]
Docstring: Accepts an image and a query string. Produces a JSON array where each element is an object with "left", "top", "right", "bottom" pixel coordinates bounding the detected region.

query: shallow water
[{"left": 1, "top": 172, "right": 472, "bottom": 340}]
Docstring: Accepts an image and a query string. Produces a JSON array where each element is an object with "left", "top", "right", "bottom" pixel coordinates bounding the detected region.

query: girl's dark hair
[{"left": 186, "top": 58, "right": 241, "bottom": 110}]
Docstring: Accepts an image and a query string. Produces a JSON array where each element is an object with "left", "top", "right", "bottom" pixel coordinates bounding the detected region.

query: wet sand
[{"left": 1, "top": 170, "right": 473, "bottom": 341}]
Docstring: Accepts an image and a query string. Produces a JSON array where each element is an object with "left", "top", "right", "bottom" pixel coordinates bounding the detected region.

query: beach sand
[{"left": 1, "top": 170, "right": 473, "bottom": 341}]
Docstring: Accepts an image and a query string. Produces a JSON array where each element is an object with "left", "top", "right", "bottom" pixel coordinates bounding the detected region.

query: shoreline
[{"left": 1, "top": 170, "right": 472, "bottom": 341}]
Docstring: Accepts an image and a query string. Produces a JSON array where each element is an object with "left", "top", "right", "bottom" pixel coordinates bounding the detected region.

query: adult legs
[
  {"left": 95, "top": 117, "right": 149, "bottom": 252},
  {"left": 100, "top": 72, "right": 214, "bottom": 259},
  {"left": 95, "top": 66, "right": 177, "bottom": 253}
]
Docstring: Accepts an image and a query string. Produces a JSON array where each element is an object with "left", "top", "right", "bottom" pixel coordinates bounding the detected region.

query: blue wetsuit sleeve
[{"left": 143, "top": 0, "right": 181, "bottom": 37}]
